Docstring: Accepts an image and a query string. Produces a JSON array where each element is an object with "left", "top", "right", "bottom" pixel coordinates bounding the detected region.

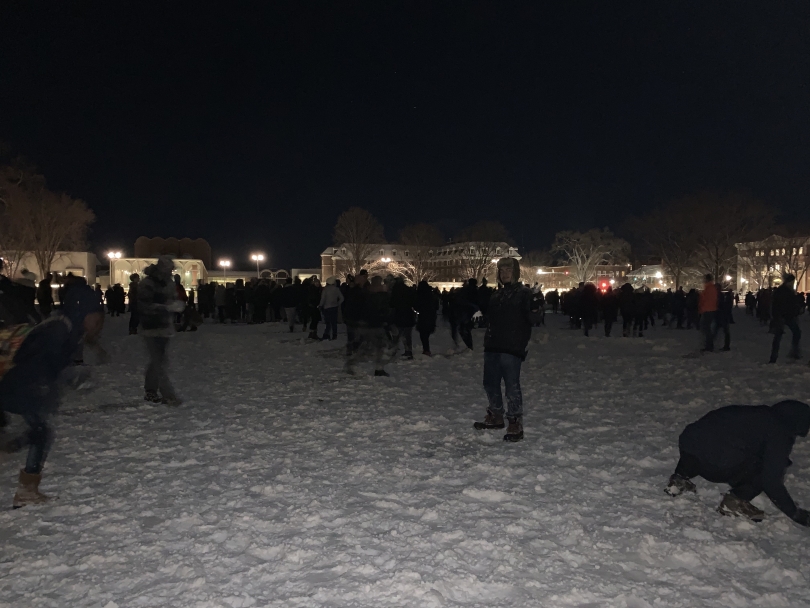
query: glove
[{"left": 793, "top": 508, "right": 810, "bottom": 527}]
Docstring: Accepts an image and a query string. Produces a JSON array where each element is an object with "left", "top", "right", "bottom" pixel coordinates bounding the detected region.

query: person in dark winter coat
[
  {"left": 601, "top": 286, "right": 619, "bottom": 337},
  {"left": 390, "top": 278, "right": 416, "bottom": 359},
  {"left": 127, "top": 274, "right": 140, "bottom": 335},
  {"left": 414, "top": 281, "right": 439, "bottom": 356},
  {"left": 346, "top": 275, "right": 391, "bottom": 376},
  {"left": 618, "top": 283, "right": 636, "bottom": 337},
  {"left": 0, "top": 279, "right": 103, "bottom": 508},
  {"left": 666, "top": 400, "right": 810, "bottom": 526},
  {"left": 138, "top": 256, "right": 184, "bottom": 405},
  {"left": 452, "top": 279, "right": 479, "bottom": 351},
  {"left": 769, "top": 274, "right": 801, "bottom": 364},
  {"left": 580, "top": 283, "right": 598, "bottom": 336},
  {"left": 474, "top": 258, "right": 540, "bottom": 443},
  {"left": 36, "top": 275, "right": 53, "bottom": 318},
  {"left": 342, "top": 272, "right": 368, "bottom": 355},
  {"left": 280, "top": 277, "right": 301, "bottom": 331}
]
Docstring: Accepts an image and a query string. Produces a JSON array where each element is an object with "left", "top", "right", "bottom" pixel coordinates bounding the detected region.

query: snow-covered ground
[{"left": 2, "top": 310, "right": 810, "bottom": 608}]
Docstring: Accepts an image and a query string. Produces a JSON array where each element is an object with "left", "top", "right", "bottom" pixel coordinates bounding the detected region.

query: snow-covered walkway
[{"left": 2, "top": 312, "right": 810, "bottom": 607}]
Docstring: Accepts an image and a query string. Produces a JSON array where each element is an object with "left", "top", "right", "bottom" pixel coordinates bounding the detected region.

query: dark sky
[{"left": 1, "top": 2, "right": 808, "bottom": 269}]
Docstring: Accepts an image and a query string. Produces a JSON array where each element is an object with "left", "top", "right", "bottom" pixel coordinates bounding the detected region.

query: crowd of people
[{"left": 1, "top": 256, "right": 809, "bottom": 530}]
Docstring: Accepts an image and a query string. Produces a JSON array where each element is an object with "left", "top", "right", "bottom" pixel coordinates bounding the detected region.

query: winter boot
[
  {"left": 128, "top": 327, "right": 138, "bottom": 335},
  {"left": 422, "top": 350, "right": 432, "bottom": 357},
  {"left": 308, "top": 331, "right": 320, "bottom": 340},
  {"left": 403, "top": 351, "right": 414, "bottom": 360},
  {"left": 13, "top": 469, "right": 50, "bottom": 509},
  {"left": 374, "top": 369, "right": 390, "bottom": 377},
  {"left": 161, "top": 396, "right": 183, "bottom": 407},
  {"left": 503, "top": 417, "right": 524, "bottom": 442},
  {"left": 473, "top": 410, "right": 505, "bottom": 430},
  {"left": 665, "top": 473, "right": 696, "bottom": 497},
  {"left": 717, "top": 493, "right": 765, "bottom": 522},
  {"left": 144, "top": 391, "right": 162, "bottom": 403}
]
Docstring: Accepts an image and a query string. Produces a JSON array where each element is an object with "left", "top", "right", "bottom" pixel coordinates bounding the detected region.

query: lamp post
[
  {"left": 107, "top": 251, "right": 122, "bottom": 286},
  {"left": 251, "top": 254, "right": 264, "bottom": 278},
  {"left": 219, "top": 259, "right": 230, "bottom": 282}
]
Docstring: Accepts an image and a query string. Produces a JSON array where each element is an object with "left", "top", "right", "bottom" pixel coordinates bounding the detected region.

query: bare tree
[
  {"left": 518, "top": 249, "right": 553, "bottom": 284},
  {"left": 678, "top": 192, "right": 774, "bottom": 280},
  {"left": 629, "top": 208, "right": 698, "bottom": 289},
  {"left": 333, "top": 207, "right": 385, "bottom": 277},
  {"left": 0, "top": 166, "right": 35, "bottom": 277},
  {"left": 20, "top": 187, "right": 95, "bottom": 278},
  {"left": 553, "top": 228, "right": 629, "bottom": 283},
  {"left": 391, "top": 223, "right": 443, "bottom": 284},
  {"left": 456, "top": 221, "right": 511, "bottom": 281}
]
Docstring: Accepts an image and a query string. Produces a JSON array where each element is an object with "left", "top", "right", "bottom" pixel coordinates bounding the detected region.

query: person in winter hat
[
  {"left": 666, "top": 399, "right": 810, "bottom": 526},
  {"left": 0, "top": 278, "right": 103, "bottom": 508},
  {"left": 138, "top": 255, "right": 184, "bottom": 405},
  {"left": 474, "top": 258, "right": 541, "bottom": 442}
]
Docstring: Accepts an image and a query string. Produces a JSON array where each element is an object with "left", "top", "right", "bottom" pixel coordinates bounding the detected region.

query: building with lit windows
[{"left": 736, "top": 234, "right": 810, "bottom": 292}]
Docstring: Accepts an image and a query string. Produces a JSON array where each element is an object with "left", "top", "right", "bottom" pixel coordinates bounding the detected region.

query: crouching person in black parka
[{"left": 666, "top": 400, "right": 810, "bottom": 526}]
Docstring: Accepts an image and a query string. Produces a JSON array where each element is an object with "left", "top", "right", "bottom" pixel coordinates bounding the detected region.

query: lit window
[{"left": 800, "top": 247, "right": 804, "bottom": 255}]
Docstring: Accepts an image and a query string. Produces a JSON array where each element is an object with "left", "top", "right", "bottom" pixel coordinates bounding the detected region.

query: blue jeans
[
  {"left": 322, "top": 307, "right": 339, "bottom": 340},
  {"left": 483, "top": 352, "right": 523, "bottom": 420}
]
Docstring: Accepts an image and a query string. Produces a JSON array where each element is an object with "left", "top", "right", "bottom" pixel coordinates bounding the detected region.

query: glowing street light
[
  {"left": 654, "top": 271, "right": 663, "bottom": 279},
  {"left": 219, "top": 259, "right": 231, "bottom": 281},
  {"left": 107, "top": 251, "right": 122, "bottom": 285},
  {"left": 380, "top": 257, "right": 392, "bottom": 263},
  {"left": 251, "top": 253, "right": 264, "bottom": 278},
  {"left": 724, "top": 275, "right": 732, "bottom": 282}
]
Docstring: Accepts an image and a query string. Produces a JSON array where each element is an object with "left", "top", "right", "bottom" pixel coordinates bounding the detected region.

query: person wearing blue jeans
[
  {"left": 474, "top": 258, "right": 540, "bottom": 442},
  {"left": 483, "top": 352, "right": 523, "bottom": 422}
]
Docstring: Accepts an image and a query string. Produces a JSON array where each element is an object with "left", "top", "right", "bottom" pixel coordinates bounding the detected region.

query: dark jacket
[
  {"left": 772, "top": 283, "right": 800, "bottom": 320},
  {"left": 361, "top": 289, "right": 390, "bottom": 328},
  {"left": 138, "top": 257, "right": 178, "bottom": 336},
  {"left": 0, "top": 284, "right": 97, "bottom": 416},
  {"left": 679, "top": 400, "right": 810, "bottom": 518},
  {"left": 280, "top": 283, "right": 301, "bottom": 308},
  {"left": 414, "top": 283, "right": 438, "bottom": 332},
  {"left": 342, "top": 283, "right": 368, "bottom": 326},
  {"left": 390, "top": 281, "right": 416, "bottom": 327},
  {"left": 484, "top": 260, "right": 535, "bottom": 359}
]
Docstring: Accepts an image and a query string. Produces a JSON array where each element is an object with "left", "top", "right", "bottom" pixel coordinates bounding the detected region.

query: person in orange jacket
[{"left": 698, "top": 274, "right": 719, "bottom": 352}]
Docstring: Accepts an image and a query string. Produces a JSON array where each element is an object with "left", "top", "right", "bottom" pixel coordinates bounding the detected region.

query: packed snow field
[{"left": 2, "top": 312, "right": 810, "bottom": 608}]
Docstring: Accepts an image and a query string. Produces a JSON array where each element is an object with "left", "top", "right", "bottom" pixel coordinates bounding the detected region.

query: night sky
[{"left": 1, "top": 2, "right": 808, "bottom": 270}]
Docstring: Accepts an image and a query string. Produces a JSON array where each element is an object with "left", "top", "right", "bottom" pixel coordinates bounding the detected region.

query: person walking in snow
[
  {"left": 0, "top": 279, "right": 103, "bottom": 508},
  {"left": 474, "top": 258, "right": 541, "bottom": 442},
  {"left": 319, "top": 276, "right": 344, "bottom": 341},
  {"left": 666, "top": 400, "right": 810, "bottom": 527},
  {"left": 138, "top": 256, "right": 184, "bottom": 405},
  {"left": 346, "top": 275, "right": 391, "bottom": 377},
  {"left": 127, "top": 273, "right": 140, "bottom": 335},
  {"left": 390, "top": 277, "right": 416, "bottom": 359},
  {"left": 698, "top": 274, "right": 718, "bottom": 352},
  {"left": 36, "top": 274, "right": 53, "bottom": 318},
  {"left": 769, "top": 273, "right": 802, "bottom": 364},
  {"left": 414, "top": 281, "right": 439, "bottom": 356}
]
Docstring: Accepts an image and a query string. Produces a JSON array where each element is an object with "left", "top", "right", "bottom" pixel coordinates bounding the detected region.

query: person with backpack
[{"left": 1, "top": 277, "right": 103, "bottom": 508}]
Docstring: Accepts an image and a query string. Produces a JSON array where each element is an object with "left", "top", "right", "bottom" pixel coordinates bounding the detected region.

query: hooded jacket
[
  {"left": 679, "top": 400, "right": 810, "bottom": 518},
  {"left": 0, "top": 283, "right": 98, "bottom": 416},
  {"left": 484, "top": 258, "right": 535, "bottom": 360},
  {"left": 138, "top": 256, "right": 181, "bottom": 337}
]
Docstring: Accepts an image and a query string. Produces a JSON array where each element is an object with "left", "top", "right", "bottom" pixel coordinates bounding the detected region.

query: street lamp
[
  {"left": 107, "top": 251, "right": 122, "bottom": 286},
  {"left": 219, "top": 259, "right": 230, "bottom": 281},
  {"left": 724, "top": 275, "right": 732, "bottom": 282},
  {"left": 251, "top": 254, "right": 264, "bottom": 278}
]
